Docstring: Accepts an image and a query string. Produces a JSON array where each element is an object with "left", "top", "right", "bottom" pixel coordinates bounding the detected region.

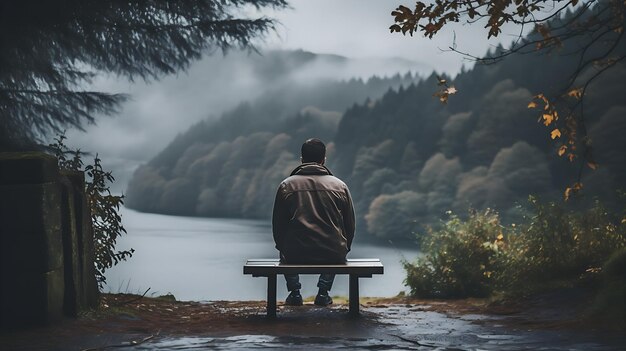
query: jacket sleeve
[
  {"left": 272, "top": 183, "right": 288, "bottom": 252},
  {"left": 343, "top": 186, "right": 356, "bottom": 252}
]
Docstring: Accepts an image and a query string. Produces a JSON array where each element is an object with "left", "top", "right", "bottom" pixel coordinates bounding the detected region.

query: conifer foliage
[{"left": 0, "top": 0, "right": 287, "bottom": 149}]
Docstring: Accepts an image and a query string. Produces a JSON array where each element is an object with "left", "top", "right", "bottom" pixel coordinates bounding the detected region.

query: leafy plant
[
  {"left": 405, "top": 197, "right": 626, "bottom": 298},
  {"left": 404, "top": 209, "right": 506, "bottom": 298},
  {"left": 49, "top": 132, "right": 133, "bottom": 288},
  {"left": 49, "top": 133, "right": 83, "bottom": 172},
  {"left": 86, "top": 155, "right": 134, "bottom": 287}
]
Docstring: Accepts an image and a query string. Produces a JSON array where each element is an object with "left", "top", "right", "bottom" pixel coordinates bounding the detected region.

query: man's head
[{"left": 301, "top": 138, "right": 326, "bottom": 164}]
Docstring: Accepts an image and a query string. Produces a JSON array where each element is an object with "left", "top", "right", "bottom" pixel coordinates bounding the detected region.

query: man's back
[{"left": 272, "top": 163, "right": 355, "bottom": 264}]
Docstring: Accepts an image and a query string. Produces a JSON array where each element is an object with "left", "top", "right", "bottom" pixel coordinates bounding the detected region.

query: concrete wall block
[
  {"left": 59, "top": 175, "right": 82, "bottom": 317},
  {"left": 0, "top": 152, "right": 59, "bottom": 185},
  {"left": 0, "top": 152, "right": 99, "bottom": 326},
  {"left": 0, "top": 269, "right": 64, "bottom": 327},
  {"left": 61, "top": 170, "right": 99, "bottom": 309},
  {"left": 0, "top": 183, "right": 64, "bottom": 273},
  {"left": 79, "top": 194, "right": 99, "bottom": 308}
]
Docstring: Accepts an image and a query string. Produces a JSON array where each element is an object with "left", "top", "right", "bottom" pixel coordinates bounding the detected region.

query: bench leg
[
  {"left": 267, "top": 274, "right": 277, "bottom": 318},
  {"left": 349, "top": 274, "right": 359, "bottom": 317}
]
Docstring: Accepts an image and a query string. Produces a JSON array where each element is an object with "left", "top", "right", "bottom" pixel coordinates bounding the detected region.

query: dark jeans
[{"left": 285, "top": 273, "right": 335, "bottom": 292}]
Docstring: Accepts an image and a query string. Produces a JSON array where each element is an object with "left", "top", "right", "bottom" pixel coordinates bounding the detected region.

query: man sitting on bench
[{"left": 272, "top": 138, "right": 356, "bottom": 307}]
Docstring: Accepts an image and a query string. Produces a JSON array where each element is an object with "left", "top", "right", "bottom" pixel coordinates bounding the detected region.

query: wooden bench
[{"left": 243, "top": 258, "right": 384, "bottom": 317}]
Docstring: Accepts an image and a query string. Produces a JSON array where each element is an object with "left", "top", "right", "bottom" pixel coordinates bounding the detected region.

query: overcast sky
[
  {"left": 260, "top": 0, "right": 528, "bottom": 73},
  {"left": 65, "top": 0, "right": 536, "bottom": 193}
]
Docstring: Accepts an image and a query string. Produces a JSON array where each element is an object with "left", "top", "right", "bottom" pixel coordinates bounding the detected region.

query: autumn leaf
[
  {"left": 587, "top": 161, "right": 599, "bottom": 170},
  {"left": 446, "top": 86, "right": 458, "bottom": 94},
  {"left": 550, "top": 128, "right": 561, "bottom": 139},
  {"left": 558, "top": 145, "right": 567, "bottom": 156},
  {"left": 497, "top": 233, "right": 504, "bottom": 240},
  {"left": 527, "top": 101, "right": 537, "bottom": 108},
  {"left": 568, "top": 153, "right": 576, "bottom": 162},
  {"left": 542, "top": 113, "right": 554, "bottom": 126},
  {"left": 564, "top": 187, "right": 572, "bottom": 200},
  {"left": 564, "top": 182, "right": 583, "bottom": 201},
  {"left": 567, "top": 87, "right": 583, "bottom": 99}
]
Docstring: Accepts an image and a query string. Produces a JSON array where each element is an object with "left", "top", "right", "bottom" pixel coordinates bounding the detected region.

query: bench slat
[
  {"left": 243, "top": 258, "right": 384, "bottom": 275},
  {"left": 246, "top": 262, "right": 383, "bottom": 268},
  {"left": 246, "top": 258, "right": 381, "bottom": 262}
]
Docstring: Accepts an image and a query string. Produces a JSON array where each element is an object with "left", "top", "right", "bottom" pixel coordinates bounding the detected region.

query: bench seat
[{"left": 243, "top": 258, "right": 384, "bottom": 317}]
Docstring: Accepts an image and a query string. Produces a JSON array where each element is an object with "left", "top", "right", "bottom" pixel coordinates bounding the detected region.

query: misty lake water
[{"left": 105, "top": 208, "right": 421, "bottom": 301}]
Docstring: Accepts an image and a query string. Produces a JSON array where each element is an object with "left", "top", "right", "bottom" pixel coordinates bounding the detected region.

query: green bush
[
  {"left": 404, "top": 209, "right": 506, "bottom": 298},
  {"left": 49, "top": 132, "right": 133, "bottom": 288},
  {"left": 405, "top": 197, "right": 626, "bottom": 298}
]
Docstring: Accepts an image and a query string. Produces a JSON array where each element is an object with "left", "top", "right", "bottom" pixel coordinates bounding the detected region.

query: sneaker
[
  {"left": 314, "top": 293, "right": 333, "bottom": 306},
  {"left": 285, "top": 290, "right": 303, "bottom": 306}
]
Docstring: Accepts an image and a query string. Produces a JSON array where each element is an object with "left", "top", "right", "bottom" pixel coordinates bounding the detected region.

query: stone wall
[{"left": 0, "top": 152, "right": 98, "bottom": 328}]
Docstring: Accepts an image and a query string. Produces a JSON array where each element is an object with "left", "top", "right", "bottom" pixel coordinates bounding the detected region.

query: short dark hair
[{"left": 301, "top": 138, "right": 326, "bottom": 163}]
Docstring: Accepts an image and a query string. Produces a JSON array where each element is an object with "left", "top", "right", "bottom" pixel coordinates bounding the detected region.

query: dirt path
[{"left": 0, "top": 294, "right": 623, "bottom": 350}]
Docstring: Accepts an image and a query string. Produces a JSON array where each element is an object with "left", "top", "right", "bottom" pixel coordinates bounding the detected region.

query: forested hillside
[
  {"left": 127, "top": 32, "right": 626, "bottom": 243},
  {"left": 125, "top": 59, "right": 420, "bottom": 219}
]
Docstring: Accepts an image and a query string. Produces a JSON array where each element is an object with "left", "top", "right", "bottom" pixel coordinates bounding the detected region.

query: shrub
[
  {"left": 404, "top": 209, "right": 506, "bottom": 298},
  {"left": 404, "top": 197, "right": 626, "bottom": 298},
  {"left": 49, "top": 132, "right": 133, "bottom": 288},
  {"left": 500, "top": 197, "right": 626, "bottom": 293}
]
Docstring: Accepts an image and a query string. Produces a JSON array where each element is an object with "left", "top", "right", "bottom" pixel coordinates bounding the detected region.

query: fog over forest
[
  {"left": 65, "top": 50, "right": 430, "bottom": 192},
  {"left": 125, "top": 13, "right": 626, "bottom": 244}
]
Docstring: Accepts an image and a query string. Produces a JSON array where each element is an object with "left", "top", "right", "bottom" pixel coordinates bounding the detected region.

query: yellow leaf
[
  {"left": 543, "top": 113, "right": 554, "bottom": 126},
  {"left": 564, "top": 187, "right": 572, "bottom": 201},
  {"left": 551, "top": 128, "right": 561, "bottom": 139},
  {"left": 567, "top": 88, "right": 583, "bottom": 99},
  {"left": 564, "top": 182, "right": 583, "bottom": 200},
  {"left": 497, "top": 233, "right": 504, "bottom": 240},
  {"left": 558, "top": 145, "right": 567, "bottom": 156},
  {"left": 446, "top": 86, "right": 458, "bottom": 95},
  {"left": 527, "top": 101, "right": 537, "bottom": 109}
]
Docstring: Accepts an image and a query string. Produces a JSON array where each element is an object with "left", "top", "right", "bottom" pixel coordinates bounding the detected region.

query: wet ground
[{"left": 1, "top": 293, "right": 624, "bottom": 350}]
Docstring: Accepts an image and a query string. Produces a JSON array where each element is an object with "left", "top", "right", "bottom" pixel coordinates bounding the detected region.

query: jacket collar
[{"left": 290, "top": 162, "right": 333, "bottom": 176}]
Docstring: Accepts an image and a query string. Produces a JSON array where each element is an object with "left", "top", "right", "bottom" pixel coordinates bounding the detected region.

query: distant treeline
[
  {"left": 125, "top": 61, "right": 421, "bottom": 219},
  {"left": 126, "top": 35, "right": 626, "bottom": 243}
]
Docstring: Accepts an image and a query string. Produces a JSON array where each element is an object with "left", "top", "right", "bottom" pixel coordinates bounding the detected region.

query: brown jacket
[{"left": 272, "top": 163, "right": 355, "bottom": 264}]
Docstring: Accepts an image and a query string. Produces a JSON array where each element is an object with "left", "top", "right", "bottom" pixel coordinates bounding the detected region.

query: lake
[{"left": 104, "top": 208, "right": 421, "bottom": 301}]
